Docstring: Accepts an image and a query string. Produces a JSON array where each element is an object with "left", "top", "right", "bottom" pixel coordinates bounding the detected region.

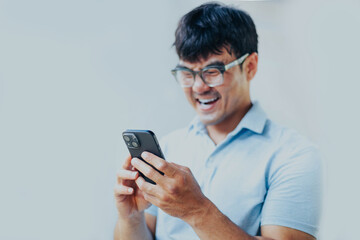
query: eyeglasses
[{"left": 171, "top": 53, "right": 249, "bottom": 88}]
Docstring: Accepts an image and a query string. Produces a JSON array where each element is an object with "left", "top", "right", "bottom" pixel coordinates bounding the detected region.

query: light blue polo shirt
[{"left": 146, "top": 102, "right": 322, "bottom": 239}]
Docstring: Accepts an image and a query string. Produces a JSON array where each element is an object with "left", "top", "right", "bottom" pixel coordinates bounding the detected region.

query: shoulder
[
  {"left": 264, "top": 119, "right": 320, "bottom": 156},
  {"left": 263, "top": 120, "right": 323, "bottom": 185},
  {"left": 261, "top": 121, "right": 323, "bottom": 237}
]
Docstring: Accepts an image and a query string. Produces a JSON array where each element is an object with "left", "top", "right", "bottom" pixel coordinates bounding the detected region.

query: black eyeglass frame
[{"left": 171, "top": 53, "right": 249, "bottom": 88}]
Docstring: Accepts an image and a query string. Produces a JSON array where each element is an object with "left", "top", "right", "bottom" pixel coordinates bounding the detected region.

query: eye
[
  {"left": 203, "top": 68, "right": 220, "bottom": 76},
  {"left": 181, "top": 71, "right": 193, "bottom": 79}
]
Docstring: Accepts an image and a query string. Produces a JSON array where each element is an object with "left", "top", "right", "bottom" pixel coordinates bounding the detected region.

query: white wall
[{"left": 0, "top": 0, "right": 359, "bottom": 239}]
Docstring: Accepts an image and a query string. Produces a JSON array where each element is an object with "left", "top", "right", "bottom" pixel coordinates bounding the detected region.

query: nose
[{"left": 192, "top": 73, "right": 211, "bottom": 93}]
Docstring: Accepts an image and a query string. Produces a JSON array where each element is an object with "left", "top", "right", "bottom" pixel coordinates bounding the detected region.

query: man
[{"left": 114, "top": 3, "right": 322, "bottom": 240}]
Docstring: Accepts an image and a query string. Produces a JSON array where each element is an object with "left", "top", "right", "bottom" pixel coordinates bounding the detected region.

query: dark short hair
[{"left": 174, "top": 2, "right": 258, "bottom": 63}]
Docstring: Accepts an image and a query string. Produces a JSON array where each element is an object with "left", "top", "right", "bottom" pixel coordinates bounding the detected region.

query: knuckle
[
  {"left": 179, "top": 175, "right": 186, "bottom": 186},
  {"left": 137, "top": 180, "right": 149, "bottom": 192},
  {"left": 143, "top": 167, "right": 153, "bottom": 178},
  {"left": 116, "top": 169, "right": 125, "bottom": 178},
  {"left": 183, "top": 166, "right": 191, "bottom": 173},
  {"left": 157, "top": 162, "right": 166, "bottom": 171},
  {"left": 113, "top": 185, "right": 123, "bottom": 194},
  {"left": 159, "top": 192, "right": 169, "bottom": 202},
  {"left": 167, "top": 184, "right": 179, "bottom": 195},
  {"left": 177, "top": 174, "right": 186, "bottom": 185}
]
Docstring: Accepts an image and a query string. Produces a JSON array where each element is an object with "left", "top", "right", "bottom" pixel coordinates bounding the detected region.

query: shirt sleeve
[{"left": 261, "top": 145, "right": 323, "bottom": 237}]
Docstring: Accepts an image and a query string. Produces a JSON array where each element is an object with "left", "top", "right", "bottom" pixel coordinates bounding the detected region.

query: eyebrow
[{"left": 176, "top": 60, "right": 225, "bottom": 69}]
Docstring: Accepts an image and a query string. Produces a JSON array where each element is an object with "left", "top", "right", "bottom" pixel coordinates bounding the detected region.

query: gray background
[{"left": 0, "top": 0, "right": 359, "bottom": 239}]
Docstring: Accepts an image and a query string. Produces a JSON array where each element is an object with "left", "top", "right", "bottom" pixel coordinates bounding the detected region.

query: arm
[
  {"left": 187, "top": 198, "right": 271, "bottom": 240},
  {"left": 170, "top": 190, "right": 313, "bottom": 240},
  {"left": 131, "top": 152, "right": 317, "bottom": 240},
  {"left": 114, "top": 212, "right": 153, "bottom": 240},
  {"left": 260, "top": 225, "right": 315, "bottom": 240},
  {"left": 113, "top": 156, "right": 156, "bottom": 240}
]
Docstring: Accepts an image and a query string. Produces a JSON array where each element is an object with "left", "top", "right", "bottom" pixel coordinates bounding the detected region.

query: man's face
[{"left": 179, "top": 50, "right": 251, "bottom": 126}]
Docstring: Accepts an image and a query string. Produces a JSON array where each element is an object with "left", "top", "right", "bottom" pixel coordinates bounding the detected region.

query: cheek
[
  {"left": 220, "top": 82, "right": 244, "bottom": 108},
  {"left": 228, "top": 73, "right": 247, "bottom": 95},
  {"left": 183, "top": 89, "right": 194, "bottom": 102}
]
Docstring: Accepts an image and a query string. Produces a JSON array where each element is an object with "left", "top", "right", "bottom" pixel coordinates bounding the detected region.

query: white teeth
[{"left": 198, "top": 98, "right": 218, "bottom": 104}]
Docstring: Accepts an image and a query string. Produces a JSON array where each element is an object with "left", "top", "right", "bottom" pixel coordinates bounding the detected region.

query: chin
[{"left": 198, "top": 113, "right": 225, "bottom": 126}]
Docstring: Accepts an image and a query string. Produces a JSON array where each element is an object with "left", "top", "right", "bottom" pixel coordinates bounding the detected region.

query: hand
[
  {"left": 131, "top": 152, "right": 210, "bottom": 224},
  {"left": 114, "top": 155, "right": 151, "bottom": 219}
]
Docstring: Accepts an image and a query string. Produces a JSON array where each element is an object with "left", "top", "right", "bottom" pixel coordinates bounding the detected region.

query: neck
[{"left": 206, "top": 101, "right": 252, "bottom": 145}]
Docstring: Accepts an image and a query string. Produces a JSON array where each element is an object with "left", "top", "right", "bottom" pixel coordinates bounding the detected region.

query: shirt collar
[{"left": 188, "top": 101, "right": 267, "bottom": 136}]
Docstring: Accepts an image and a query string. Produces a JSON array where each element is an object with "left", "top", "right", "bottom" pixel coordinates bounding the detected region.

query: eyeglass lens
[{"left": 175, "top": 68, "right": 223, "bottom": 87}]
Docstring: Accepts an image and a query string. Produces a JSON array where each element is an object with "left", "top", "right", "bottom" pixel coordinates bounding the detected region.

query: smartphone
[{"left": 122, "top": 129, "right": 165, "bottom": 184}]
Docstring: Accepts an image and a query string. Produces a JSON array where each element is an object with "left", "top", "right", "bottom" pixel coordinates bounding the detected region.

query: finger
[
  {"left": 114, "top": 184, "right": 134, "bottom": 196},
  {"left": 135, "top": 176, "right": 160, "bottom": 197},
  {"left": 116, "top": 169, "right": 138, "bottom": 184},
  {"left": 171, "top": 162, "right": 191, "bottom": 173},
  {"left": 131, "top": 158, "right": 164, "bottom": 184},
  {"left": 122, "top": 155, "right": 132, "bottom": 170},
  {"left": 141, "top": 152, "right": 176, "bottom": 177},
  {"left": 142, "top": 192, "right": 160, "bottom": 207}
]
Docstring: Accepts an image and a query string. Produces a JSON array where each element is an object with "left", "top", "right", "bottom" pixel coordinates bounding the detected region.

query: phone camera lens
[{"left": 123, "top": 133, "right": 140, "bottom": 148}]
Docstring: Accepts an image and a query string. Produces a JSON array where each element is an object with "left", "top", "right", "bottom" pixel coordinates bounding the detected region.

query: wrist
[
  {"left": 118, "top": 211, "right": 145, "bottom": 228},
  {"left": 183, "top": 197, "right": 215, "bottom": 228}
]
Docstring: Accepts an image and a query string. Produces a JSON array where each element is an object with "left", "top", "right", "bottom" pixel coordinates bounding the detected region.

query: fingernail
[
  {"left": 132, "top": 171, "right": 138, "bottom": 177},
  {"left": 128, "top": 188, "right": 133, "bottom": 193},
  {"left": 142, "top": 152, "right": 148, "bottom": 158}
]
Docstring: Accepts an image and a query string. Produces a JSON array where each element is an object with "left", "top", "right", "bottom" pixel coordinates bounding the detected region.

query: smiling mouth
[{"left": 196, "top": 97, "right": 220, "bottom": 105}]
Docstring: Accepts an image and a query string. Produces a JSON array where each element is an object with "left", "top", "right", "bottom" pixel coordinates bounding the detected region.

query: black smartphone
[{"left": 122, "top": 129, "right": 165, "bottom": 184}]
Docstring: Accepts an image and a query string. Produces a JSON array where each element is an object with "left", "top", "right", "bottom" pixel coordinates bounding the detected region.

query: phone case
[{"left": 122, "top": 129, "right": 165, "bottom": 184}]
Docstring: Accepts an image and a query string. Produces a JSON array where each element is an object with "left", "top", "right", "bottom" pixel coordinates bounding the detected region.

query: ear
[{"left": 243, "top": 52, "right": 258, "bottom": 82}]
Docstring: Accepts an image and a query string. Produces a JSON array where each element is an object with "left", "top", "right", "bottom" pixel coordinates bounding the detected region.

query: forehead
[{"left": 179, "top": 50, "right": 233, "bottom": 70}]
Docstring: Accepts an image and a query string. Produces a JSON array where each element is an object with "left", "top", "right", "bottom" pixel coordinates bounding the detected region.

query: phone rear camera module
[{"left": 123, "top": 133, "right": 140, "bottom": 148}]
